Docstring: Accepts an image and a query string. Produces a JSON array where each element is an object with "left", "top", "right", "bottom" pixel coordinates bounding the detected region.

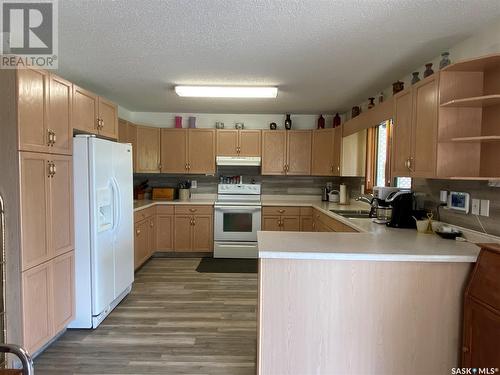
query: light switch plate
[
  {"left": 480, "top": 199, "right": 490, "bottom": 217},
  {"left": 471, "top": 199, "right": 480, "bottom": 215},
  {"left": 191, "top": 180, "right": 198, "bottom": 189}
]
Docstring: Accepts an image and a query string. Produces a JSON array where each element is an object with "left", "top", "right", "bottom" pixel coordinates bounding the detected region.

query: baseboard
[{"left": 152, "top": 251, "right": 213, "bottom": 258}]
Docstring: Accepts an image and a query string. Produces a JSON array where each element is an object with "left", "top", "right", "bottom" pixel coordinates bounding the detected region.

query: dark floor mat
[{"left": 196, "top": 257, "right": 258, "bottom": 273}]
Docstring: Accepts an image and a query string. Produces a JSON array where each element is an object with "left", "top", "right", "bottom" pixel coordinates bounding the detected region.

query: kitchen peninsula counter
[{"left": 257, "top": 199, "right": 489, "bottom": 375}]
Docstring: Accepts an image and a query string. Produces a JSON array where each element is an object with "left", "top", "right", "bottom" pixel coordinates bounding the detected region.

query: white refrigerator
[{"left": 70, "top": 135, "right": 134, "bottom": 328}]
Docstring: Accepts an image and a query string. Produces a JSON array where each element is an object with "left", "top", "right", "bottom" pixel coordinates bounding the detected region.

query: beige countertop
[
  {"left": 134, "top": 194, "right": 485, "bottom": 262},
  {"left": 134, "top": 194, "right": 216, "bottom": 211},
  {"left": 258, "top": 196, "right": 482, "bottom": 263}
]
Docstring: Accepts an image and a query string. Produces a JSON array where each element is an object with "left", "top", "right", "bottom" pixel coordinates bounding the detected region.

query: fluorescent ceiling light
[{"left": 175, "top": 86, "right": 278, "bottom": 98}]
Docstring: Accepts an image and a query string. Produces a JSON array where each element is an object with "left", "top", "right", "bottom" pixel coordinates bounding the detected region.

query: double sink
[{"left": 330, "top": 209, "right": 371, "bottom": 219}]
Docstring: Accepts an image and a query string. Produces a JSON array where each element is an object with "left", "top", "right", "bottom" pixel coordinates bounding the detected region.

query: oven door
[{"left": 214, "top": 205, "right": 261, "bottom": 242}]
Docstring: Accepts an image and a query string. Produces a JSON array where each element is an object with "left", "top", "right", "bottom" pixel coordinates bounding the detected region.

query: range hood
[{"left": 216, "top": 156, "right": 261, "bottom": 167}]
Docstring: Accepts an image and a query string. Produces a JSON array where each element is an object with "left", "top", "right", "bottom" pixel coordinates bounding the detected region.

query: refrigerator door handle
[{"left": 110, "top": 177, "right": 121, "bottom": 232}]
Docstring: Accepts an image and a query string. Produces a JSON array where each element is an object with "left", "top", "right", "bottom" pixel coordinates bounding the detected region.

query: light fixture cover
[{"left": 175, "top": 86, "right": 278, "bottom": 98}]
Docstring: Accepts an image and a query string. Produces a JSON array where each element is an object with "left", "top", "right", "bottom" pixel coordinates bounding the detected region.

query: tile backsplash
[
  {"left": 413, "top": 178, "right": 500, "bottom": 237},
  {"left": 134, "top": 171, "right": 365, "bottom": 198}
]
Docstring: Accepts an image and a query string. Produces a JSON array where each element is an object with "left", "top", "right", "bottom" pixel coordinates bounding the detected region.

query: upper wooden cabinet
[
  {"left": 73, "top": 86, "right": 98, "bottom": 134},
  {"left": 19, "top": 152, "right": 74, "bottom": 271},
  {"left": 17, "top": 69, "right": 72, "bottom": 155},
  {"left": 392, "top": 90, "right": 414, "bottom": 177},
  {"left": 436, "top": 54, "right": 500, "bottom": 179},
  {"left": 161, "top": 128, "right": 187, "bottom": 173},
  {"left": 118, "top": 119, "right": 137, "bottom": 170},
  {"left": 287, "top": 130, "right": 312, "bottom": 175},
  {"left": 48, "top": 74, "right": 73, "bottom": 155},
  {"left": 161, "top": 129, "right": 216, "bottom": 174},
  {"left": 391, "top": 74, "right": 439, "bottom": 178},
  {"left": 97, "top": 97, "right": 118, "bottom": 139},
  {"left": 311, "top": 128, "right": 342, "bottom": 176},
  {"left": 73, "top": 85, "right": 118, "bottom": 139},
  {"left": 341, "top": 129, "right": 367, "bottom": 177},
  {"left": 17, "top": 69, "right": 48, "bottom": 153},
  {"left": 262, "top": 130, "right": 312, "bottom": 175},
  {"left": 216, "top": 129, "right": 261, "bottom": 157},
  {"left": 188, "top": 129, "right": 216, "bottom": 174},
  {"left": 136, "top": 125, "right": 161, "bottom": 173},
  {"left": 262, "top": 130, "right": 287, "bottom": 175}
]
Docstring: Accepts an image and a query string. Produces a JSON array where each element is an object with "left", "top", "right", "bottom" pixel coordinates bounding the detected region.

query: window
[{"left": 365, "top": 120, "right": 392, "bottom": 192}]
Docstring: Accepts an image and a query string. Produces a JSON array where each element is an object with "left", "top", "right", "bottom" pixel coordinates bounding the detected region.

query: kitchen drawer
[
  {"left": 299, "top": 207, "right": 313, "bottom": 216},
  {"left": 134, "top": 206, "right": 156, "bottom": 222},
  {"left": 175, "top": 205, "right": 213, "bottom": 215},
  {"left": 156, "top": 205, "right": 174, "bottom": 215},
  {"left": 262, "top": 206, "right": 301, "bottom": 216}
]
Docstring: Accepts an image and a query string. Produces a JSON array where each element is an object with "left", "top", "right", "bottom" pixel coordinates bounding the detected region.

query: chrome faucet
[{"left": 355, "top": 195, "right": 374, "bottom": 205}]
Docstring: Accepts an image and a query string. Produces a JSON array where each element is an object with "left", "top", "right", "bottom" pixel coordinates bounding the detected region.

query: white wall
[
  {"left": 119, "top": 111, "right": 339, "bottom": 130},
  {"left": 344, "top": 18, "right": 500, "bottom": 119}
]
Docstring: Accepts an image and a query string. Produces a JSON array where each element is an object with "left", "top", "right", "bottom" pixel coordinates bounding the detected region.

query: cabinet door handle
[
  {"left": 185, "top": 163, "right": 188, "bottom": 170},
  {"left": 189, "top": 208, "right": 197, "bottom": 212},
  {"left": 96, "top": 118, "right": 100, "bottom": 130},
  {"left": 52, "top": 162, "right": 56, "bottom": 176},
  {"left": 278, "top": 209, "right": 285, "bottom": 214},
  {"left": 158, "top": 163, "right": 162, "bottom": 170},
  {"left": 150, "top": 221, "right": 154, "bottom": 228},
  {"left": 47, "top": 129, "right": 55, "bottom": 146},
  {"left": 47, "top": 162, "right": 53, "bottom": 178},
  {"left": 136, "top": 229, "right": 141, "bottom": 235},
  {"left": 192, "top": 220, "right": 196, "bottom": 226},
  {"left": 188, "top": 163, "right": 191, "bottom": 170},
  {"left": 277, "top": 220, "right": 282, "bottom": 227}
]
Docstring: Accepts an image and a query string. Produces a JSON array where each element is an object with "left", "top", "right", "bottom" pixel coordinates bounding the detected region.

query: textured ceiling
[{"left": 56, "top": 0, "right": 500, "bottom": 114}]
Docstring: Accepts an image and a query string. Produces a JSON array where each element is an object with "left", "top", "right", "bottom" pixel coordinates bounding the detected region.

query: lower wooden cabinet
[
  {"left": 312, "top": 209, "right": 357, "bottom": 232},
  {"left": 462, "top": 244, "right": 500, "bottom": 367},
  {"left": 174, "top": 206, "right": 213, "bottom": 252},
  {"left": 262, "top": 206, "right": 358, "bottom": 233},
  {"left": 134, "top": 204, "right": 214, "bottom": 263},
  {"left": 134, "top": 218, "right": 152, "bottom": 270},
  {"left": 261, "top": 207, "right": 307, "bottom": 232},
  {"left": 22, "top": 251, "right": 75, "bottom": 354},
  {"left": 156, "top": 210, "right": 174, "bottom": 251}
]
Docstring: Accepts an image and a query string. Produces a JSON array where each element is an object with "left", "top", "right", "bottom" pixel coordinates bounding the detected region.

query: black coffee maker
[{"left": 386, "top": 191, "right": 415, "bottom": 228}]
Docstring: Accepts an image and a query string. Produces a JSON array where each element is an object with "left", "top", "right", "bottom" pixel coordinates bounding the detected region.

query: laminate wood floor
[{"left": 34, "top": 258, "right": 258, "bottom": 375}]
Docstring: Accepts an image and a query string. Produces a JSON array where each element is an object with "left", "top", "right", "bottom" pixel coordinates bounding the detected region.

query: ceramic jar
[{"left": 424, "top": 63, "right": 434, "bottom": 78}]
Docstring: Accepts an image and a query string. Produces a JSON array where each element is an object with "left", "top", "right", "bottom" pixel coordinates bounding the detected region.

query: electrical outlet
[
  {"left": 480, "top": 199, "right": 490, "bottom": 217},
  {"left": 191, "top": 180, "right": 198, "bottom": 189},
  {"left": 471, "top": 199, "right": 480, "bottom": 215}
]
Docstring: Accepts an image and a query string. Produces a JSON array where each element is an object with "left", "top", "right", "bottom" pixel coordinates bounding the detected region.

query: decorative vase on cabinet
[
  {"left": 333, "top": 113, "right": 341, "bottom": 128},
  {"left": 411, "top": 72, "right": 420, "bottom": 84},
  {"left": 424, "top": 63, "right": 434, "bottom": 78},
  {"left": 392, "top": 81, "right": 404, "bottom": 94},
  {"left": 368, "top": 97, "right": 375, "bottom": 109},
  {"left": 439, "top": 52, "right": 451, "bottom": 69},
  {"left": 285, "top": 114, "right": 292, "bottom": 130},
  {"left": 317, "top": 115, "right": 325, "bottom": 129}
]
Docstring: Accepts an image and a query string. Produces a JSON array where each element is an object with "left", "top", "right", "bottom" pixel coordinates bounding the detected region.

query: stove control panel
[{"left": 218, "top": 183, "right": 261, "bottom": 195}]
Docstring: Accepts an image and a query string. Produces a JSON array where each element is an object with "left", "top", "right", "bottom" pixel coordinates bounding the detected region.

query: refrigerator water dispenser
[{"left": 97, "top": 187, "right": 113, "bottom": 232}]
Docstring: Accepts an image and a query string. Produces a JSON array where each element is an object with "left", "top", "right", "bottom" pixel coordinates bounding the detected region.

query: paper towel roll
[{"left": 339, "top": 184, "right": 348, "bottom": 205}]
